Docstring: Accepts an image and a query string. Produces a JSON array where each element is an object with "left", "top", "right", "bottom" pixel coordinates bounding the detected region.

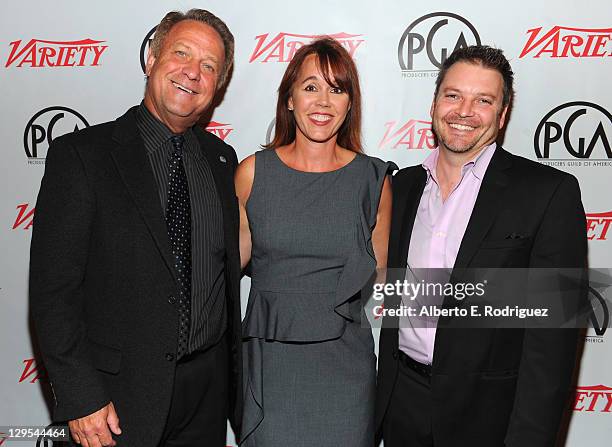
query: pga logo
[
  {"left": 140, "top": 26, "right": 156, "bottom": 73},
  {"left": 24, "top": 106, "right": 89, "bottom": 160},
  {"left": 534, "top": 101, "right": 611, "bottom": 160},
  {"left": 398, "top": 12, "right": 480, "bottom": 74}
]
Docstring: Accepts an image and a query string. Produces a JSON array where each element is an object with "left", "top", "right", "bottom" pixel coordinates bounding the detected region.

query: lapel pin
[{"left": 219, "top": 155, "right": 227, "bottom": 163}]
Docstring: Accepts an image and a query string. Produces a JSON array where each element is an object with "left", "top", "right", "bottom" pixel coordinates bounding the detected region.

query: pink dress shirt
[{"left": 398, "top": 143, "right": 497, "bottom": 364}]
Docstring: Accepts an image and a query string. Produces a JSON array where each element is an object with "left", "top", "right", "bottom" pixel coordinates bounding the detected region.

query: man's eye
[
  {"left": 175, "top": 50, "right": 186, "bottom": 57},
  {"left": 203, "top": 63, "right": 216, "bottom": 72},
  {"left": 478, "top": 98, "right": 493, "bottom": 104},
  {"left": 446, "top": 94, "right": 458, "bottom": 99}
]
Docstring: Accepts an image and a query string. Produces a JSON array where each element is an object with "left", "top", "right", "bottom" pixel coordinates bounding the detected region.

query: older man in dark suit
[
  {"left": 29, "top": 9, "right": 242, "bottom": 447},
  {"left": 376, "top": 45, "right": 587, "bottom": 447}
]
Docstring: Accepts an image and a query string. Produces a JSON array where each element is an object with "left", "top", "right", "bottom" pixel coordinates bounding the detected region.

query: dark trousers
[
  {"left": 382, "top": 352, "right": 434, "bottom": 447},
  {"left": 158, "top": 338, "right": 229, "bottom": 447}
]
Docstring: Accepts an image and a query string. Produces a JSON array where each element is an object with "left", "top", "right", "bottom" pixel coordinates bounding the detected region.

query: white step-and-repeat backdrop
[{"left": 1, "top": 1, "right": 610, "bottom": 445}]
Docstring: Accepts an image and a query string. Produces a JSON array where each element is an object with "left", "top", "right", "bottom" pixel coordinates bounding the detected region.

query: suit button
[
  {"left": 168, "top": 295, "right": 176, "bottom": 305},
  {"left": 165, "top": 353, "right": 175, "bottom": 362}
]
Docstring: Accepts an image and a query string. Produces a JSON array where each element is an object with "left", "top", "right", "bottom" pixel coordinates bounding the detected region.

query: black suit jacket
[
  {"left": 29, "top": 106, "right": 243, "bottom": 445},
  {"left": 375, "top": 147, "right": 587, "bottom": 447}
]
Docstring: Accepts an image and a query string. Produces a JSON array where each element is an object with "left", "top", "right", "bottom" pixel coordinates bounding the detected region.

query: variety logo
[
  {"left": 13, "top": 204, "right": 35, "bottom": 230},
  {"left": 534, "top": 101, "right": 612, "bottom": 165},
  {"left": 140, "top": 26, "right": 157, "bottom": 73},
  {"left": 573, "top": 385, "right": 612, "bottom": 412},
  {"left": 587, "top": 211, "right": 612, "bottom": 241},
  {"left": 24, "top": 106, "right": 90, "bottom": 163},
  {"left": 249, "top": 32, "right": 364, "bottom": 63},
  {"left": 519, "top": 26, "right": 612, "bottom": 58},
  {"left": 0, "top": 433, "right": 6, "bottom": 446},
  {"left": 19, "top": 358, "right": 47, "bottom": 383},
  {"left": 378, "top": 119, "right": 436, "bottom": 150},
  {"left": 6, "top": 39, "right": 108, "bottom": 68},
  {"left": 398, "top": 12, "right": 480, "bottom": 77},
  {"left": 204, "top": 121, "right": 234, "bottom": 141}
]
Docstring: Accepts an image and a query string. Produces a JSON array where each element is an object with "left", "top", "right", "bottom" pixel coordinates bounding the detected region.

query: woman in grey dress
[{"left": 235, "top": 38, "right": 393, "bottom": 446}]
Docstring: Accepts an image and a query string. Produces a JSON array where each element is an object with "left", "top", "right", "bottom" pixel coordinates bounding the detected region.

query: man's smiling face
[
  {"left": 431, "top": 61, "right": 508, "bottom": 156},
  {"left": 144, "top": 19, "right": 225, "bottom": 133}
]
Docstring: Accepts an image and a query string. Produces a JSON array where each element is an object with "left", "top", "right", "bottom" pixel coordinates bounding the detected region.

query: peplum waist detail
[{"left": 243, "top": 288, "right": 347, "bottom": 342}]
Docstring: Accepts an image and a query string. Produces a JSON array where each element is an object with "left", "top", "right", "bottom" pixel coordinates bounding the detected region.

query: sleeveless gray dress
[{"left": 241, "top": 149, "right": 393, "bottom": 446}]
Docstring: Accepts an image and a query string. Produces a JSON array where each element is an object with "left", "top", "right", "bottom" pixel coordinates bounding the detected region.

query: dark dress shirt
[{"left": 136, "top": 103, "right": 226, "bottom": 353}]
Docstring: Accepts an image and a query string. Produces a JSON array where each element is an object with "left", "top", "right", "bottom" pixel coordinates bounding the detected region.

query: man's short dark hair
[
  {"left": 150, "top": 9, "right": 234, "bottom": 88},
  {"left": 434, "top": 45, "right": 514, "bottom": 107}
]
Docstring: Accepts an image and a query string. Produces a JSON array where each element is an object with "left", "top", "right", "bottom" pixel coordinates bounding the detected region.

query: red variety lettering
[
  {"left": 378, "top": 120, "right": 436, "bottom": 150},
  {"left": 12, "top": 204, "right": 34, "bottom": 230},
  {"left": 19, "top": 358, "right": 45, "bottom": 384},
  {"left": 205, "top": 121, "right": 234, "bottom": 141},
  {"left": 586, "top": 211, "right": 612, "bottom": 241},
  {"left": 5, "top": 39, "right": 108, "bottom": 67},
  {"left": 250, "top": 32, "right": 364, "bottom": 63},
  {"left": 519, "top": 27, "right": 612, "bottom": 58},
  {"left": 573, "top": 385, "right": 612, "bottom": 413}
]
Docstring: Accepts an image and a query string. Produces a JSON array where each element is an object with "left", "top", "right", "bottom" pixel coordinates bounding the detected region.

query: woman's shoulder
[
  {"left": 357, "top": 153, "right": 398, "bottom": 175},
  {"left": 236, "top": 152, "right": 257, "bottom": 175},
  {"left": 237, "top": 149, "right": 275, "bottom": 171}
]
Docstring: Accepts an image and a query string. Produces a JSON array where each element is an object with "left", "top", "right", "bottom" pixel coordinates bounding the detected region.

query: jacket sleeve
[
  {"left": 505, "top": 174, "right": 587, "bottom": 447},
  {"left": 29, "top": 136, "right": 111, "bottom": 421}
]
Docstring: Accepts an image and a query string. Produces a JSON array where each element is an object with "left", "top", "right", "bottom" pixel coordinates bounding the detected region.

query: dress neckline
[{"left": 271, "top": 149, "right": 359, "bottom": 174}]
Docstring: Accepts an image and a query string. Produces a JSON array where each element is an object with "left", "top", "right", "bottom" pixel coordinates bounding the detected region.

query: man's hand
[{"left": 69, "top": 402, "right": 121, "bottom": 447}]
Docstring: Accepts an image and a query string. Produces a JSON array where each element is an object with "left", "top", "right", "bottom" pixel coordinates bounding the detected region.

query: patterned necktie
[{"left": 167, "top": 135, "right": 191, "bottom": 358}]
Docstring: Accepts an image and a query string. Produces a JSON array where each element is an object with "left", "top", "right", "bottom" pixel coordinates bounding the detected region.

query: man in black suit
[
  {"left": 29, "top": 9, "right": 242, "bottom": 447},
  {"left": 376, "top": 46, "right": 587, "bottom": 447}
]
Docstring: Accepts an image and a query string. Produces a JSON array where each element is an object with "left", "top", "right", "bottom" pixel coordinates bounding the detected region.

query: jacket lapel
[
  {"left": 440, "top": 147, "right": 513, "bottom": 314},
  {"left": 452, "top": 147, "right": 513, "bottom": 270},
  {"left": 390, "top": 168, "right": 428, "bottom": 269},
  {"left": 194, "top": 128, "right": 236, "bottom": 219},
  {"left": 383, "top": 168, "right": 427, "bottom": 334},
  {"left": 194, "top": 127, "right": 240, "bottom": 283},
  {"left": 110, "top": 107, "right": 177, "bottom": 282},
  {"left": 435, "top": 148, "right": 513, "bottom": 365}
]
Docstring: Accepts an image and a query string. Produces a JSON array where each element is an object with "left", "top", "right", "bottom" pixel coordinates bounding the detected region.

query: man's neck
[
  {"left": 435, "top": 144, "right": 488, "bottom": 201},
  {"left": 142, "top": 96, "right": 191, "bottom": 134}
]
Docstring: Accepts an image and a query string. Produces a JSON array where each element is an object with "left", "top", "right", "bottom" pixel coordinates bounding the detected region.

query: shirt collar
[
  {"left": 469, "top": 142, "right": 497, "bottom": 180},
  {"left": 136, "top": 102, "right": 199, "bottom": 157},
  {"left": 422, "top": 142, "right": 497, "bottom": 183}
]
